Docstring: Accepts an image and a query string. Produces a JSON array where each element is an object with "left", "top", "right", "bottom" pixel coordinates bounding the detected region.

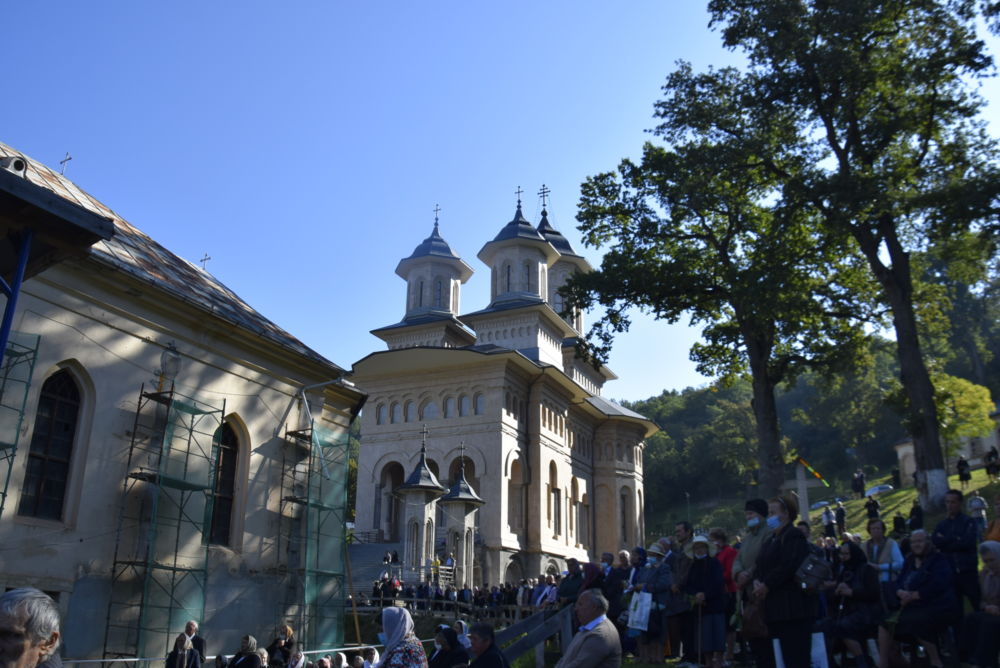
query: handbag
[
  {"left": 741, "top": 598, "right": 769, "bottom": 639},
  {"left": 794, "top": 551, "right": 833, "bottom": 592}
]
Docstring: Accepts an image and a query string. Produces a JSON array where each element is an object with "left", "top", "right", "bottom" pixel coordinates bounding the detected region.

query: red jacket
[{"left": 716, "top": 544, "right": 738, "bottom": 593}]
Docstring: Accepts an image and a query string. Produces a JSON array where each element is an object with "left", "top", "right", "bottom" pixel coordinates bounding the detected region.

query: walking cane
[{"left": 697, "top": 601, "right": 703, "bottom": 666}]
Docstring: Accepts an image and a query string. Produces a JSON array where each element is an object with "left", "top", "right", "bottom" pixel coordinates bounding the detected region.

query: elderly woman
[
  {"left": 818, "top": 541, "right": 881, "bottom": 668},
  {"left": 961, "top": 540, "right": 1000, "bottom": 667},
  {"left": 685, "top": 535, "right": 726, "bottom": 668},
  {"left": 167, "top": 634, "right": 203, "bottom": 668},
  {"left": 864, "top": 519, "right": 903, "bottom": 584},
  {"left": 753, "top": 492, "right": 817, "bottom": 668},
  {"left": 376, "top": 606, "right": 428, "bottom": 668},
  {"left": 876, "top": 529, "right": 955, "bottom": 668},
  {"left": 633, "top": 541, "right": 673, "bottom": 664},
  {"left": 230, "top": 637, "right": 263, "bottom": 668}
]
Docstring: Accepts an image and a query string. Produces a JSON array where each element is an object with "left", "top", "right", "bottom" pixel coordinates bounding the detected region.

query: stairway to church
[{"left": 347, "top": 542, "right": 402, "bottom": 596}]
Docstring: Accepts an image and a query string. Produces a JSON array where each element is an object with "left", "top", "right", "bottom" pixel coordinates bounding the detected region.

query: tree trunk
[
  {"left": 745, "top": 334, "right": 785, "bottom": 499},
  {"left": 859, "top": 223, "right": 946, "bottom": 507}
]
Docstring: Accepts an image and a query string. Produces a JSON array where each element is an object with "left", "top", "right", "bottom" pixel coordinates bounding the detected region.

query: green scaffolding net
[
  {"left": 0, "top": 331, "right": 39, "bottom": 518},
  {"left": 104, "top": 386, "right": 224, "bottom": 660},
  {"left": 284, "top": 422, "right": 349, "bottom": 650}
]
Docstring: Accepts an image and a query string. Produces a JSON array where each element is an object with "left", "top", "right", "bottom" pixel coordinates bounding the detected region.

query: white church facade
[{"left": 352, "top": 199, "right": 657, "bottom": 586}]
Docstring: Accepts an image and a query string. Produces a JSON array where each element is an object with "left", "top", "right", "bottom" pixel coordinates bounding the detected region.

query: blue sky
[{"left": 3, "top": 2, "right": 998, "bottom": 402}]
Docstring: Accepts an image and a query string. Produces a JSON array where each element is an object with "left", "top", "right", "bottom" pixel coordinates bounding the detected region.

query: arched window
[
  {"left": 474, "top": 394, "right": 485, "bottom": 415},
  {"left": 459, "top": 395, "right": 471, "bottom": 417},
  {"left": 391, "top": 402, "right": 402, "bottom": 424},
  {"left": 504, "top": 264, "right": 512, "bottom": 292},
  {"left": 418, "top": 281, "right": 424, "bottom": 307},
  {"left": 210, "top": 422, "right": 239, "bottom": 545},
  {"left": 18, "top": 370, "right": 81, "bottom": 520},
  {"left": 404, "top": 401, "right": 417, "bottom": 422},
  {"left": 375, "top": 404, "right": 386, "bottom": 425},
  {"left": 420, "top": 399, "right": 440, "bottom": 420},
  {"left": 444, "top": 396, "right": 456, "bottom": 418},
  {"left": 434, "top": 280, "right": 443, "bottom": 309}
]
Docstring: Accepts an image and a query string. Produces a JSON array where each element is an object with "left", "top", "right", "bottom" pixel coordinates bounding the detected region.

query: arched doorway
[{"left": 379, "top": 462, "right": 405, "bottom": 541}]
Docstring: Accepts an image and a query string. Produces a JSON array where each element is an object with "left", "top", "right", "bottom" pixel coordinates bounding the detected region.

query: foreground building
[
  {"left": 352, "top": 201, "right": 657, "bottom": 586},
  {"left": 0, "top": 141, "right": 363, "bottom": 658}
]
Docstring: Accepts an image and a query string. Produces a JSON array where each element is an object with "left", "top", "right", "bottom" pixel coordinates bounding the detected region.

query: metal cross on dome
[
  {"left": 538, "top": 184, "right": 550, "bottom": 208},
  {"left": 515, "top": 185, "right": 524, "bottom": 206},
  {"left": 433, "top": 204, "right": 441, "bottom": 224}
]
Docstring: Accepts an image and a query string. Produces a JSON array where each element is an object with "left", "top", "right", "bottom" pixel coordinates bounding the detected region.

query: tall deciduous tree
[
  {"left": 704, "top": 0, "right": 1000, "bottom": 505},
  {"left": 563, "top": 66, "right": 870, "bottom": 497}
]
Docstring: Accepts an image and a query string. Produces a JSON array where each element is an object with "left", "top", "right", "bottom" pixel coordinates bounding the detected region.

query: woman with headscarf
[
  {"left": 428, "top": 627, "right": 469, "bottom": 668},
  {"left": 453, "top": 620, "right": 472, "bottom": 650},
  {"left": 818, "top": 540, "right": 880, "bottom": 668},
  {"left": 287, "top": 651, "right": 305, "bottom": 668},
  {"left": 376, "top": 606, "right": 428, "bottom": 668},
  {"left": 230, "top": 637, "right": 263, "bottom": 668},
  {"left": 266, "top": 626, "right": 295, "bottom": 667},
  {"left": 579, "top": 562, "right": 604, "bottom": 594},
  {"left": 167, "top": 634, "right": 202, "bottom": 668},
  {"left": 961, "top": 540, "right": 1000, "bottom": 668}
]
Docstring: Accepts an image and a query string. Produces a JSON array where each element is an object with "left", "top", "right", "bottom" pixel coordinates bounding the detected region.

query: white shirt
[{"left": 579, "top": 614, "right": 608, "bottom": 633}]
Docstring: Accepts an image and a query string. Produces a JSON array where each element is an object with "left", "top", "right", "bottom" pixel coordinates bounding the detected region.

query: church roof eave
[
  {"left": 459, "top": 301, "right": 578, "bottom": 339},
  {"left": 395, "top": 254, "right": 474, "bottom": 283}
]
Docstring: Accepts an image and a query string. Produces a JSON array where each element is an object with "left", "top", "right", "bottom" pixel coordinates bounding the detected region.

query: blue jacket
[{"left": 895, "top": 550, "right": 955, "bottom": 616}]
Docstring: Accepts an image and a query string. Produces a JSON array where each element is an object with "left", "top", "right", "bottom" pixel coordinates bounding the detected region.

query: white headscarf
[
  {"left": 453, "top": 620, "right": 472, "bottom": 650},
  {"left": 289, "top": 654, "right": 305, "bottom": 668},
  {"left": 377, "top": 607, "right": 415, "bottom": 665}
]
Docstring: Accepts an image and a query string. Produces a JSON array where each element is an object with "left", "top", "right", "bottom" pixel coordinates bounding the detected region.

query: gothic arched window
[
  {"left": 210, "top": 422, "right": 239, "bottom": 545},
  {"left": 18, "top": 370, "right": 81, "bottom": 520}
]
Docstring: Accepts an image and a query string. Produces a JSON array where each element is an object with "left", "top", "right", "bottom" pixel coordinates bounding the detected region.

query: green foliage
[
  {"left": 704, "top": 0, "right": 1000, "bottom": 484},
  {"left": 933, "top": 372, "right": 996, "bottom": 453},
  {"left": 565, "top": 61, "right": 872, "bottom": 494}
]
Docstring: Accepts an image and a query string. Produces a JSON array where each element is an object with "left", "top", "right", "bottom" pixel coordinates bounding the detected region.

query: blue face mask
[
  {"left": 766, "top": 515, "right": 780, "bottom": 530},
  {"left": 377, "top": 632, "right": 387, "bottom": 645},
  {"left": 647, "top": 556, "right": 659, "bottom": 567},
  {"left": 747, "top": 516, "right": 761, "bottom": 528}
]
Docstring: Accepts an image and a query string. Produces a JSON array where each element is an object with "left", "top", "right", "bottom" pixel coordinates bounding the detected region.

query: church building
[{"left": 352, "top": 195, "right": 657, "bottom": 586}]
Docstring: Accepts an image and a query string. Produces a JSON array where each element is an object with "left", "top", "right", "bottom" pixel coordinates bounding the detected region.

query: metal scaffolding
[
  {"left": 0, "top": 331, "right": 39, "bottom": 518},
  {"left": 103, "top": 384, "right": 225, "bottom": 661},
  {"left": 281, "top": 422, "right": 349, "bottom": 650}
]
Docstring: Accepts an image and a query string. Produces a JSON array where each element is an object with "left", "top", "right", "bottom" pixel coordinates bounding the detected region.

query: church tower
[
  {"left": 371, "top": 214, "right": 475, "bottom": 349},
  {"left": 536, "top": 198, "right": 590, "bottom": 333},
  {"left": 462, "top": 191, "right": 573, "bottom": 366}
]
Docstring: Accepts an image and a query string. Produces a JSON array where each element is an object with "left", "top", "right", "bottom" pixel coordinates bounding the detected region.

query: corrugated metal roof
[{"left": 0, "top": 141, "right": 342, "bottom": 372}]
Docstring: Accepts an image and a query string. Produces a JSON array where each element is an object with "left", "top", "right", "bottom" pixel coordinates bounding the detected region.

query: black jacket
[
  {"left": 469, "top": 643, "right": 509, "bottom": 668},
  {"left": 167, "top": 650, "right": 203, "bottom": 668},
  {"left": 429, "top": 646, "right": 469, "bottom": 668},
  {"left": 756, "top": 522, "right": 818, "bottom": 623}
]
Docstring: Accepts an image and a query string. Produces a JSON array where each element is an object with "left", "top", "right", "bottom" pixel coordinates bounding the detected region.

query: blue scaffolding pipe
[{"left": 0, "top": 229, "right": 34, "bottom": 369}]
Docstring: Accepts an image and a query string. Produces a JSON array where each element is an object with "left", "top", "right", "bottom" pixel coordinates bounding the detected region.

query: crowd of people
[
  {"left": 11, "top": 483, "right": 1000, "bottom": 668},
  {"left": 555, "top": 488, "right": 1000, "bottom": 668}
]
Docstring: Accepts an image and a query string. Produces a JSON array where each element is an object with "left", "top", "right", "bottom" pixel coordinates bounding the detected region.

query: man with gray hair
[
  {"left": 555, "top": 589, "right": 621, "bottom": 668},
  {"left": 0, "top": 588, "right": 61, "bottom": 668}
]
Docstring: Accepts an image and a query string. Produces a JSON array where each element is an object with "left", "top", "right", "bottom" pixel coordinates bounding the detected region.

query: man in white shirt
[{"left": 555, "top": 589, "right": 621, "bottom": 668}]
